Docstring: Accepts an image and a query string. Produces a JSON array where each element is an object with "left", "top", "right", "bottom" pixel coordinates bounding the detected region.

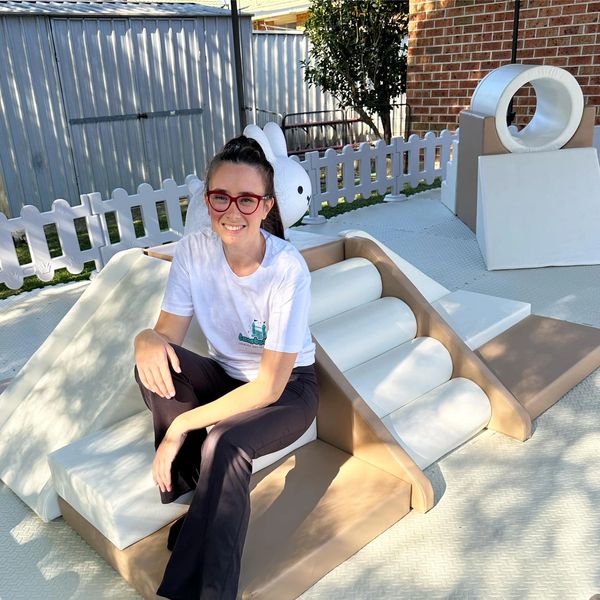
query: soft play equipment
[
  {"left": 448, "top": 64, "right": 600, "bottom": 270},
  {"left": 4, "top": 110, "right": 600, "bottom": 596},
  {"left": 12, "top": 228, "right": 593, "bottom": 599}
]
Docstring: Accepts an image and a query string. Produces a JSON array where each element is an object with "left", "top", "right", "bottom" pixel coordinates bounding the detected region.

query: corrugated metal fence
[
  {"left": 0, "top": 12, "right": 253, "bottom": 217},
  {"left": 0, "top": 19, "right": 406, "bottom": 218}
]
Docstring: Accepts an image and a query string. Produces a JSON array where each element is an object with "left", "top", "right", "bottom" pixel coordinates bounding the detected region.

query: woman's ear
[{"left": 262, "top": 196, "right": 275, "bottom": 219}]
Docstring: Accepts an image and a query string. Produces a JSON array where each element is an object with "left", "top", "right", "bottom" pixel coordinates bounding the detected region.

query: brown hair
[{"left": 205, "top": 136, "right": 284, "bottom": 239}]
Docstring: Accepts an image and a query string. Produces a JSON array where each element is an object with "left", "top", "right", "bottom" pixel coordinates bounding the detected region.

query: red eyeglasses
[{"left": 206, "top": 190, "right": 272, "bottom": 215}]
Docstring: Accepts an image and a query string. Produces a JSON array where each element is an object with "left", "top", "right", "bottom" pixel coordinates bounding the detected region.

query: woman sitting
[{"left": 134, "top": 135, "right": 317, "bottom": 600}]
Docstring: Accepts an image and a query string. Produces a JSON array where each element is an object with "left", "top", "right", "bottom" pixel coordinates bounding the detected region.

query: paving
[{"left": 1, "top": 190, "right": 599, "bottom": 600}]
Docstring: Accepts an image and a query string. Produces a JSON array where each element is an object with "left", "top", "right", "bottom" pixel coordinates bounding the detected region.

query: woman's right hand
[{"left": 134, "top": 329, "right": 181, "bottom": 398}]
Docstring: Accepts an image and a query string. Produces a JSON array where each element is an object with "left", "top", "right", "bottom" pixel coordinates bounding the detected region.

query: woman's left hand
[{"left": 152, "top": 419, "right": 187, "bottom": 493}]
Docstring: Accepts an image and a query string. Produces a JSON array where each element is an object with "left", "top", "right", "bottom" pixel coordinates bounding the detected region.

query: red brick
[
  {"left": 560, "top": 25, "right": 583, "bottom": 36},
  {"left": 525, "top": 17, "right": 550, "bottom": 29},
  {"left": 537, "top": 26, "right": 560, "bottom": 37},
  {"left": 534, "top": 47, "right": 559, "bottom": 57},
  {"left": 549, "top": 15, "right": 574, "bottom": 26},
  {"left": 557, "top": 44, "right": 583, "bottom": 55},
  {"left": 538, "top": 6, "right": 562, "bottom": 18},
  {"left": 527, "top": 37, "right": 550, "bottom": 48},
  {"left": 562, "top": 3, "right": 587, "bottom": 15},
  {"left": 519, "top": 8, "right": 539, "bottom": 20},
  {"left": 572, "top": 34, "right": 596, "bottom": 46},
  {"left": 568, "top": 54, "right": 594, "bottom": 65}
]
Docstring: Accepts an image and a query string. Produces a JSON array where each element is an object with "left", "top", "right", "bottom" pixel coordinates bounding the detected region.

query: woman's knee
[{"left": 202, "top": 423, "right": 250, "bottom": 467}]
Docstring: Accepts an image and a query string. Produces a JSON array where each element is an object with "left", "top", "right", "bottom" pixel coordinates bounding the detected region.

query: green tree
[{"left": 302, "top": 0, "right": 409, "bottom": 143}]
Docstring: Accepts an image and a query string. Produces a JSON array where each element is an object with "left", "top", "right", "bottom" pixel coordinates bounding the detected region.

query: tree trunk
[
  {"left": 380, "top": 108, "right": 392, "bottom": 145},
  {"left": 353, "top": 105, "right": 382, "bottom": 141}
]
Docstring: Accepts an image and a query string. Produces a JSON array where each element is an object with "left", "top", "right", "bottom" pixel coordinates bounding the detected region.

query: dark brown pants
[{"left": 135, "top": 344, "right": 318, "bottom": 600}]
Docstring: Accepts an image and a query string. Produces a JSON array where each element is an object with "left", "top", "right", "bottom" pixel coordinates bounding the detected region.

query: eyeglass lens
[{"left": 208, "top": 193, "right": 261, "bottom": 214}]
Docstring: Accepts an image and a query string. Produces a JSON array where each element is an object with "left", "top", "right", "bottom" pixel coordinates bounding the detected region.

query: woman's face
[{"left": 205, "top": 162, "right": 274, "bottom": 248}]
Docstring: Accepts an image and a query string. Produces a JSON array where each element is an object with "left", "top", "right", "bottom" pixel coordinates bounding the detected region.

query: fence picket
[
  {"left": 423, "top": 131, "right": 438, "bottom": 184},
  {"left": 407, "top": 133, "right": 422, "bottom": 188},
  {"left": 357, "top": 142, "right": 374, "bottom": 200},
  {"left": 0, "top": 212, "right": 23, "bottom": 289}
]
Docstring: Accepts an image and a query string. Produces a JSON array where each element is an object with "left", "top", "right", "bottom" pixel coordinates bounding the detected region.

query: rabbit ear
[
  {"left": 263, "top": 122, "right": 289, "bottom": 157},
  {"left": 243, "top": 124, "right": 276, "bottom": 163}
]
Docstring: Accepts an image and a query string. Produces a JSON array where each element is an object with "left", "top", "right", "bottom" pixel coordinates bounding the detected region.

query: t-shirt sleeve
[
  {"left": 264, "top": 258, "right": 311, "bottom": 354},
  {"left": 161, "top": 240, "right": 195, "bottom": 317}
]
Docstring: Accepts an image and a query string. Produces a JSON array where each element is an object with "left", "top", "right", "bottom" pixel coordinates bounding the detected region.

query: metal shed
[{"left": 0, "top": 0, "right": 254, "bottom": 217}]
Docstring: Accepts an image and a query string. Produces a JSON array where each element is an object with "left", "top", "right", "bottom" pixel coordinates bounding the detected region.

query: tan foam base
[
  {"left": 60, "top": 439, "right": 411, "bottom": 600},
  {"left": 476, "top": 315, "right": 600, "bottom": 419}
]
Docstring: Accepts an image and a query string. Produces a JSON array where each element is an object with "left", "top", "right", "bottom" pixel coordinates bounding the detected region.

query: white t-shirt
[{"left": 162, "top": 229, "right": 315, "bottom": 382}]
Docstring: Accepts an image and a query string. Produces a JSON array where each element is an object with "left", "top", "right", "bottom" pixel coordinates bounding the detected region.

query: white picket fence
[
  {"left": 298, "top": 130, "right": 456, "bottom": 222},
  {"left": 0, "top": 176, "right": 198, "bottom": 290},
  {"left": 1, "top": 130, "right": 457, "bottom": 290}
]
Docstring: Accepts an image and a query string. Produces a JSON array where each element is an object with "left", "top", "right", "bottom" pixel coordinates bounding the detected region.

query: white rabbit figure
[
  {"left": 183, "top": 176, "right": 211, "bottom": 236},
  {"left": 243, "top": 122, "right": 312, "bottom": 231}
]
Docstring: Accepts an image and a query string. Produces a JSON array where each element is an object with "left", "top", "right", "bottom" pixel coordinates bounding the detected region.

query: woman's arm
[
  {"left": 134, "top": 310, "right": 193, "bottom": 399},
  {"left": 152, "top": 348, "right": 297, "bottom": 493}
]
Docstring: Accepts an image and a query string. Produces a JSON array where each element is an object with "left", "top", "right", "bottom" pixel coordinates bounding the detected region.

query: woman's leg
[
  {"left": 135, "top": 344, "right": 242, "bottom": 503},
  {"left": 157, "top": 366, "right": 318, "bottom": 600}
]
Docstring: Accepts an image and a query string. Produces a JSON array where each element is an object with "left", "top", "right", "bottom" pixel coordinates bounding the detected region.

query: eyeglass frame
[{"left": 205, "top": 189, "right": 273, "bottom": 215}]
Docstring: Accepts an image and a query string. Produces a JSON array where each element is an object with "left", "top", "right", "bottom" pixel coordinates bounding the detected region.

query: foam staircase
[
  {"left": 309, "top": 256, "right": 491, "bottom": 470},
  {"left": 309, "top": 257, "right": 491, "bottom": 478}
]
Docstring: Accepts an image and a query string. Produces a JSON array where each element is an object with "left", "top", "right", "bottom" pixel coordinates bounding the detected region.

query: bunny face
[{"left": 244, "top": 123, "right": 312, "bottom": 229}]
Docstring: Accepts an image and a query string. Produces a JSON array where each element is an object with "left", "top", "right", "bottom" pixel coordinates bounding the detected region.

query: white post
[
  {"left": 0, "top": 212, "right": 24, "bottom": 289},
  {"left": 384, "top": 136, "right": 407, "bottom": 202},
  {"left": 301, "top": 150, "right": 326, "bottom": 224},
  {"left": 20, "top": 205, "right": 55, "bottom": 282}
]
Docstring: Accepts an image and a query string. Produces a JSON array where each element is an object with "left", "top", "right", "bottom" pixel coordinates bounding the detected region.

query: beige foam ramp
[
  {"left": 345, "top": 337, "right": 453, "bottom": 418},
  {"left": 383, "top": 377, "right": 491, "bottom": 469},
  {"left": 0, "top": 250, "right": 171, "bottom": 521},
  {"left": 476, "top": 315, "right": 600, "bottom": 419},
  {"left": 311, "top": 297, "right": 417, "bottom": 372}
]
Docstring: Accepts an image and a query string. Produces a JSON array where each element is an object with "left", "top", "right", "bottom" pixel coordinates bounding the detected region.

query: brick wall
[{"left": 407, "top": 0, "right": 600, "bottom": 134}]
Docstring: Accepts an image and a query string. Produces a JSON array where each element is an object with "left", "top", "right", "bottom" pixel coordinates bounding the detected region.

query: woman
[{"left": 134, "top": 136, "right": 317, "bottom": 599}]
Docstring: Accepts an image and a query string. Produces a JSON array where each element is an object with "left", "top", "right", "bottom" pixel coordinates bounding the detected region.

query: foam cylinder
[{"left": 470, "top": 64, "right": 584, "bottom": 153}]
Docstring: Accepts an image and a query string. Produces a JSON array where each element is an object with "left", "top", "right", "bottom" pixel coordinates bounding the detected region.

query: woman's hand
[
  {"left": 134, "top": 328, "right": 181, "bottom": 398},
  {"left": 153, "top": 418, "right": 188, "bottom": 493}
]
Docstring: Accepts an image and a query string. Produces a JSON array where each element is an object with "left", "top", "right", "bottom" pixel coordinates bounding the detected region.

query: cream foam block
[
  {"left": 49, "top": 411, "right": 317, "bottom": 549},
  {"left": 309, "top": 257, "right": 382, "bottom": 325},
  {"left": 345, "top": 337, "right": 453, "bottom": 418},
  {"left": 477, "top": 148, "right": 600, "bottom": 270},
  {"left": 311, "top": 297, "right": 417, "bottom": 372},
  {"left": 383, "top": 377, "right": 491, "bottom": 470}
]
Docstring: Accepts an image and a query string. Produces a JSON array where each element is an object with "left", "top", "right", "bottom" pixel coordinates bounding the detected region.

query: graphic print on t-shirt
[{"left": 238, "top": 320, "right": 268, "bottom": 346}]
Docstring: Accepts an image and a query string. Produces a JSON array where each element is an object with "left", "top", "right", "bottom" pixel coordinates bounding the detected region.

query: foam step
[
  {"left": 311, "top": 297, "right": 417, "bottom": 372},
  {"left": 309, "top": 258, "right": 382, "bottom": 325},
  {"left": 48, "top": 411, "right": 317, "bottom": 550},
  {"left": 382, "top": 377, "right": 491, "bottom": 470},
  {"left": 345, "top": 337, "right": 453, "bottom": 418},
  {"left": 432, "top": 289, "right": 530, "bottom": 350}
]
